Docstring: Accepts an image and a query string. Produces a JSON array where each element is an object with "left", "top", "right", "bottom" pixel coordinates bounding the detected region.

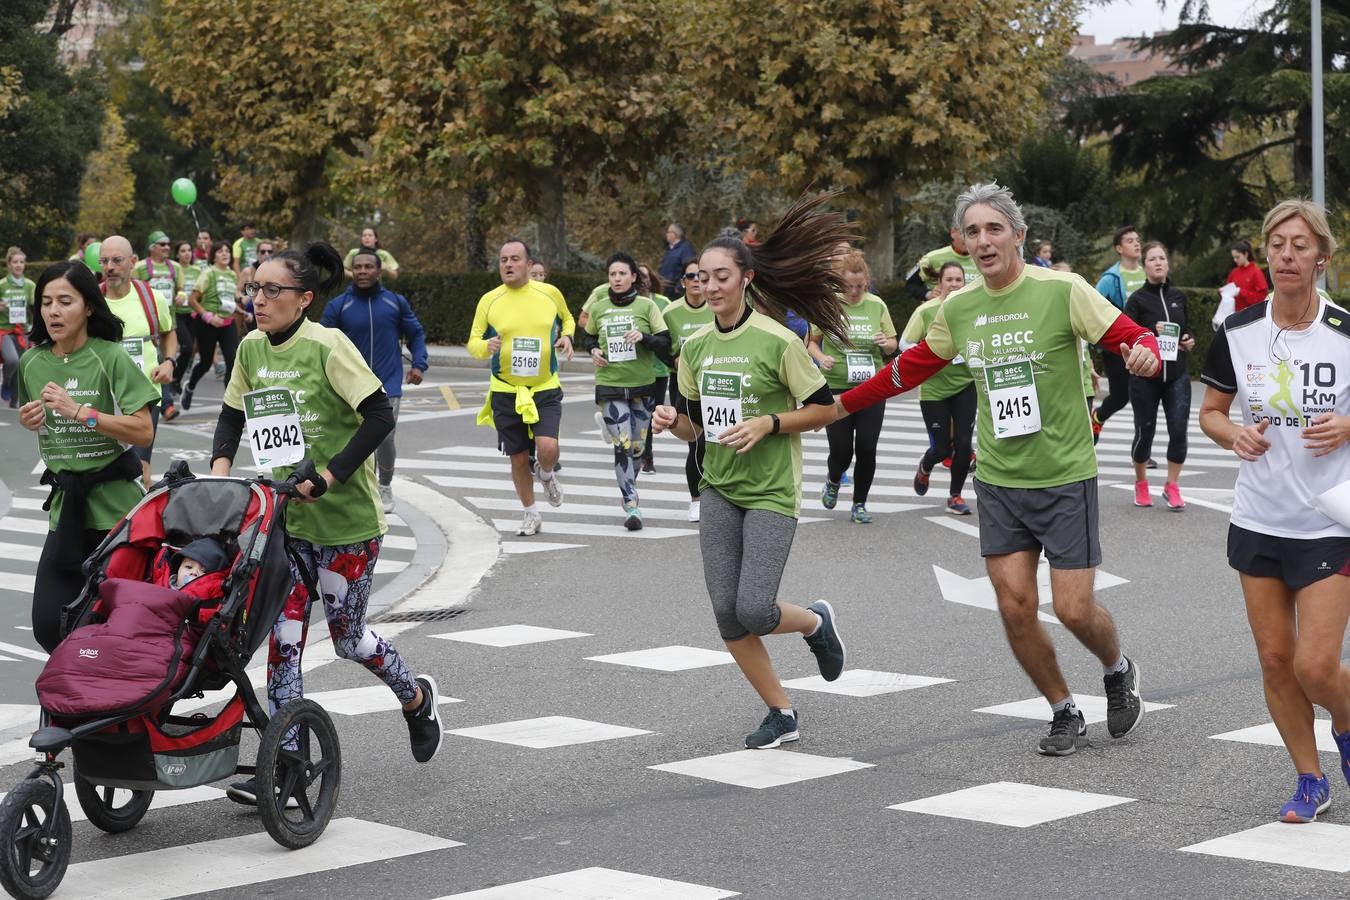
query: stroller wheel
[
  {"left": 0, "top": 779, "right": 71, "bottom": 900},
  {"left": 73, "top": 776, "right": 153, "bottom": 834},
  {"left": 256, "top": 699, "right": 341, "bottom": 850}
]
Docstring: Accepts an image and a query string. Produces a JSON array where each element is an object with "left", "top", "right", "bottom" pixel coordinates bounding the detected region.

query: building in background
[{"left": 1070, "top": 33, "right": 1182, "bottom": 85}]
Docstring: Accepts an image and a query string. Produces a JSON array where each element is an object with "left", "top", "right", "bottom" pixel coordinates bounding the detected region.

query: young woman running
[
  {"left": 180, "top": 240, "right": 240, "bottom": 411},
  {"left": 661, "top": 259, "right": 715, "bottom": 522},
  {"left": 210, "top": 242, "right": 442, "bottom": 803},
  {"left": 808, "top": 251, "right": 897, "bottom": 523},
  {"left": 582, "top": 252, "right": 671, "bottom": 530},
  {"left": 18, "top": 261, "right": 157, "bottom": 651},
  {"left": 2, "top": 247, "right": 35, "bottom": 408},
  {"left": 652, "top": 194, "right": 850, "bottom": 749},
  {"left": 903, "top": 260, "right": 977, "bottom": 515},
  {"left": 1125, "top": 241, "right": 1195, "bottom": 510}
]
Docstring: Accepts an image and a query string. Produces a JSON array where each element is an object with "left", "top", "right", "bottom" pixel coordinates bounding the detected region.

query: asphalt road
[{"left": 1, "top": 371, "right": 1346, "bottom": 899}]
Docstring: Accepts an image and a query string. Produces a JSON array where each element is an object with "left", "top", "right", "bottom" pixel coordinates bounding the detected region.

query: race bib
[
  {"left": 120, "top": 338, "right": 145, "bottom": 372},
  {"left": 216, "top": 276, "right": 236, "bottom": 315},
  {"left": 243, "top": 387, "right": 306, "bottom": 469},
  {"left": 701, "top": 370, "right": 743, "bottom": 443},
  {"left": 605, "top": 321, "right": 637, "bottom": 362},
  {"left": 844, "top": 351, "right": 875, "bottom": 384},
  {"left": 509, "top": 336, "right": 542, "bottom": 377},
  {"left": 6, "top": 297, "right": 25, "bottom": 326},
  {"left": 984, "top": 359, "right": 1041, "bottom": 439},
  {"left": 1157, "top": 322, "right": 1181, "bottom": 362}
]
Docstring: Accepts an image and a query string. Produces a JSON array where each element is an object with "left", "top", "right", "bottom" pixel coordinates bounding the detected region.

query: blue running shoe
[
  {"left": 1333, "top": 727, "right": 1350, "bottom": 787},
  {"left": 850, "top": 503, "right": 871, "bottom": 524},
  {"left": 840, "top": 471, "right": 851, "bottom": 486},
  {"left": 821, "top": 479, "right": 840, "bottom": 510},
  {"left": 804, "top": 599, "right": 846, "bottom": 681},
  {"left": 1280, "top": 773, "right": 1330, "bottom": 823}
]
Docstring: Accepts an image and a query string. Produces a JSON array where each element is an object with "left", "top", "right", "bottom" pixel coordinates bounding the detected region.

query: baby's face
[{"left": 177, "top": 558, "right": 206, "bottom": 583}]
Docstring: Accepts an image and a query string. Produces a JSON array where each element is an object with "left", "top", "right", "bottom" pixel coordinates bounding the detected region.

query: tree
[
  {"left": 674, "top": 0, "right": 1080, "bottom": 279},
  {"left": 0, "top": 0, "right": 103, "bottom": 259},
  {"left": 74, "top": 101, "right": 136, "bottom": 237},
  {"left": 358, "top": 0, "right": 680, "bottom": 267},
  {"left": 1067, "top": 0, "right": 1350, "bottom": 259}
]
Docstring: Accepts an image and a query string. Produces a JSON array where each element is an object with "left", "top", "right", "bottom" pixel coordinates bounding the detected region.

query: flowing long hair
[{"left": 702, "top": 192, "right": 857, "bottom": 346}]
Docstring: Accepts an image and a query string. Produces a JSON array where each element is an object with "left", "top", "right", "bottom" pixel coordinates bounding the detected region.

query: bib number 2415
[{"left": 984, "top": 359, "right": 1041, "bottom": 439}]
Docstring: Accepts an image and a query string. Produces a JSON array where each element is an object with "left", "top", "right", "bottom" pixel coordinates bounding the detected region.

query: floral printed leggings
[
  {"left": 599, "top": 396, "right": 655, "bottom": 504},
  {"left": 268, "top": 536, "right": 418, "bottom": 716}
]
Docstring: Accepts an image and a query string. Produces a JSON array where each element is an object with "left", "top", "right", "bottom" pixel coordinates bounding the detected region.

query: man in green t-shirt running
[
  {"left": 838, "top": 183, "right": 1162, "bottom": 758},
  {"left": 232, "top": 221, "right": 260, "bottom": 275},
  {"left": 1092, "top": 225, "right": 1147, "bottom": 443}
]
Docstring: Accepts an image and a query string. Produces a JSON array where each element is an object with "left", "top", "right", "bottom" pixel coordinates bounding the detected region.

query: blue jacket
[
  {"left": 1094, "top": 262, "right": 1127, "bottom": 310},
  {"left": 321, "top": 285, "right": 429, "bottom": 398}
]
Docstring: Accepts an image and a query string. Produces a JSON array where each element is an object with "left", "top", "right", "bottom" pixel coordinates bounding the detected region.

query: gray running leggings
[
  {"left": 376, "top": 396, "right": 401, "bottom": 486},
  {"left": 700, "top": 487, "right": 797, "bottom": 641},
  {"left": 1, "top": 333, "right": 21, "bottom": 400}
]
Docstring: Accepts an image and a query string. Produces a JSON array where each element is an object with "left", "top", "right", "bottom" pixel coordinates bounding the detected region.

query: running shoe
[
  {"left": 913, "top": 462, "right": 931, "bottom": 496},
  {"left": 225, "top": 777, "right": 300, "bottom": 809},
  {"left": 594, "top": 410, "right": 610, "bottom": 444},
  {"left": 623, "top": 502, "right": 643, "bottom": 531},
  {"left": 379, "top": 484, "right": 396, "bottom": 513},
  {"left": 821, "top": 479, "right": 840, "bottom": 509},
  {"left": 1333, "top": 727, "right": 1350, "bottom": 787},
  {"left": 804, "top": 599, "right": 846, "bottom": 681},
  {"left": 840, "top": 471, "right": 851, "bottom": 486},
  {"left": 745, "top": 708, "right": 799, "bottom": 749},
  {"left": 1091, "top": 410, "right": 1102, "bottom": 445},
  {"left": 1133, "top": 481, "right": 1153, "bottom": 507},
  {"left": 1146, "top": 458, "right": 1158, "bottom": 469},
  {"left": 405, "top": 675, "right": 444, "bottom": 763},
  {"left": 538, "top": 469, "right": 563, "bottom": 507},
  {"left": 1037, "top": 707, "right": 1087, "bottom": 756},
  {"left": 947, "top": 496, "right": 971, "bottom": 515},
  {"left": 850, "top": 503, "right": 871, "bottom": 524},
  {"left": 1163, "top": 482, "right": 1185, "bottom": 511},
  {"left": 161, "top": 403, "right": 179, "bottom": 422},
  {"left": 941, "top": 455, "right": 953, "bottom": 468},
  {"left": 1103, "top": 656, "right": 1143, "bottom": 738},
  {"left": 1279, "top": 773, "right": 1331, "bottom": 823},
  {"left": 641, "top": 458, "right": 655, "bottom": 474},
  {"left": 214, "top": 360, "right": 225, "bottom": 378},
  {"left": 517, "top": 510, "right": 542, "bottom": 536},
  {"left": 180, "top": 386, "right": 194, "bottom": 411},
  {"left": 688, "top": 500, "right": 701, "bottom": 523}
]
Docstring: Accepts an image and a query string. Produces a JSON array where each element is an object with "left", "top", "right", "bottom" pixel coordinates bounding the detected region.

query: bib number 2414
[{"left": 700, "top": 369, "right": 744, "bottom": 443}]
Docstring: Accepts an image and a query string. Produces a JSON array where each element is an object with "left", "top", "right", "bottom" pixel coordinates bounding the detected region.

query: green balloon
[
  {"left": 84, "top": 241, "right": 101, "bottom": 273},
  {"left": 171, "top": 177, "right": 197, "bottom": 206}
]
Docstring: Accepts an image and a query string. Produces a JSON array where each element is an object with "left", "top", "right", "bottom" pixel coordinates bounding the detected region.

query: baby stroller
[{"left": 0, "top": 462, "right": 340, "bottom": 899}]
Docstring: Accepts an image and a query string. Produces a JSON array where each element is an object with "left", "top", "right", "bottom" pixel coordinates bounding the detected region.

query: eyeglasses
[
  {"left": 242, "top": 282, "right": 306, "bottom": 299},
  {"left": 682, "top": 272, "right": 698, "bottom": 280},
  {"left": 97, "top": 256, "right": 128, "bottom": 268},
  {"left": 153, "top": 241, "right": 170, "bottom": 247},
  {"left": 257, "top": 248, "right": 274, "bottom": 256}
]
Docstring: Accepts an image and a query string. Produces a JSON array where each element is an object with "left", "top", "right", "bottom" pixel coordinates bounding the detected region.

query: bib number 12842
[
  {"left": 984, "top": 359, "right": 1041, "bottom": 439},
  {"left": 243, "top": 387, "right": 306, "bottom": 469}
]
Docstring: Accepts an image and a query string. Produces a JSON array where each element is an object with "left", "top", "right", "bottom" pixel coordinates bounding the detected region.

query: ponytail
[
  {"left": 703, "top": 193, "right": 857, "bottom": 346},
  {"left": 273, "top": 241, "right": 344, "bottom": 299}
]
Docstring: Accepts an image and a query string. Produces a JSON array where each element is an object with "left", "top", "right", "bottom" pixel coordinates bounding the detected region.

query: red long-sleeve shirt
[{"left": 1226, "top": 262, "right": 1269, "bottom": 312}]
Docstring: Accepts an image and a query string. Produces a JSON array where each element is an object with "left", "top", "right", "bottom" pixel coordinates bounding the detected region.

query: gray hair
[
  {"left": 667, "top": 222, "right": 686, "bottom": 239},
  {"left": 952, "top": 183, "right": 1027, "bottom": 237}
]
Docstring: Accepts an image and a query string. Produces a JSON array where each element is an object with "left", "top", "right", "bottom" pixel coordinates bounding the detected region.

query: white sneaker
[
  {"left": 379, "top": 484, "right": 396, "bottom": 513},
  {"left": 538, "top": 470, "right": 563, "bottom": 507},
  {"left": 594, "top": 410, "right": 611, "bottom": 445},
  {"left": 517, "top": 511, "right": 542, "bottom": 536},
  {"left": 688, "top": 500, "right": 701, "bottom": 522}
]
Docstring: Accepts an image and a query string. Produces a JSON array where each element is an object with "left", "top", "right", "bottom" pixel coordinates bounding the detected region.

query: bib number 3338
[
  {"left": 243, "top": 387, "right": 306, "bottom": 469},
  {"left": 984, "top": 359, "right": 1041, "bottom": 439}
]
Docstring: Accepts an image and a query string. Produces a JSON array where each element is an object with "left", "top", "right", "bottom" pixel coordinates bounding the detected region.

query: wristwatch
[{"left": 81, "top": 405, "right": 98, "bottom": 429}]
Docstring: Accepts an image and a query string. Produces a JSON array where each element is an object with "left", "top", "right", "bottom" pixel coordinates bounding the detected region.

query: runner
[
  {"left": 1124, "top": 241, "right": 1194, "bottom": 510},
  {"left": 231, "top": 221, "right": 260, "bottom": 274},
  {"left": 2, "top": 247, "right": 35, "bottom": 409},
  {"left": 651, "top": 194, "right": 851, "bottom": 749},
  {"left": 99, "top": 235, "right": 176, "bottom": 488},
  {"left": 192, "top": 229, "right": 212, "bottom": 265},
  {"left": 1092, "top": 225, "right": 1147, "bottom": 444},
  {"left": 837, "top": 183, "right": 1160, "bottom": 756},
  {"left": 321, "top": 247, "right": 428, "bottom": 512},
  {"left": 18, "top": 261, "right": 157, "bottom": 652},
  {"left": 528, "top": 258, "right": 549, "bottom": 282},
  {"left": 809, "top": 250, "right": 897, "bottom": 523},
  {"left": 342, "top": 225, "right": 400, "bottom": 282},
  {"left": 903, "top": 223, "right": 980, "bottom": 301},
  {"left": 902, "top": 260, "right": 976, "bottom": 515},
  {"left": 661, "top": 258, "right": 715, "bottom": 522},
  {"left": 581, "top": 252, "right": 671, "bottom": 530},
  {"left": 210, "top": 241, "right": 443, "bottom": 787},
  {"left": 637, "top": 261, "right": 671, "bottom": 474},
  {"left": 134, "top": 230, "right": 185, "bottom": 421},
  {"left": 1200, "top": 200, "right": 1350, "bottom": 823},
  {"left": 467, "top": 238, "right": 574, "bottom": 536},
  {"left": 181, "top": 240, "right": 240, "bottom": 411},
  {"left": 165, "top": 239, "right": 203, "bottom": 419}
]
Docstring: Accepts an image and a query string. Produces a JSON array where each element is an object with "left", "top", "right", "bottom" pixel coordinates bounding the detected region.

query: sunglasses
[
  {"left": 154, "top": 241, "right": 170, "bottom": 247},
  {"left": 682, "top": 272, "right": 698, "bottom": 280}
]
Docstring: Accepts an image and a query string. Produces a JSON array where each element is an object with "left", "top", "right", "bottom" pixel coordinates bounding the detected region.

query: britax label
[{"left": 78, "top": 648, "right": 98, "bottom": 659}]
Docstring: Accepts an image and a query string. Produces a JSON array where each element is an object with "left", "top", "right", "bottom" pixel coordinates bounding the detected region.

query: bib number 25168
[
  {"left": 984, "top": 359, "right": 1041, "bottom": 439},
  {"left": 243, "top": 387, "right": 306, "bottom": 469}
]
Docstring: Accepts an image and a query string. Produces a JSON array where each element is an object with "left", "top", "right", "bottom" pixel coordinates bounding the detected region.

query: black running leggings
[
  {"left": 170, "top": 314, "right": 195, "bottom": 385},
  {"left": 826, "top": 389, "right": 886, "bottom": 505},
  {"left": 1095, "top": 351, "right": 1130, "bottom": 425},
  {"left": 34, "top": 527, "right": 107, "bottom": 652},
  {"left": 642, "top": 376, "right": 669, "bottom": 465},
  {"left": 187, "top": 316, "right": 239, "bottom": 390},
  {"left": 671, "top": 380, "right": 706, "bottom": 497},
  {"left": 919, "top": 383, "right": 976, "bottom": 497}
]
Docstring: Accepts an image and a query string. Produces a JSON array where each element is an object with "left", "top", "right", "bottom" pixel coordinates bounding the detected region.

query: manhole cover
[{"left": 372, "top": 607, "right": 469, "bottom": 624}]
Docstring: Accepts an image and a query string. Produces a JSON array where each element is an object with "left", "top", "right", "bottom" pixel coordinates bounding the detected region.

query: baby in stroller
[{"left": 168, "top": 536, "right": 229, "bottom": 591}]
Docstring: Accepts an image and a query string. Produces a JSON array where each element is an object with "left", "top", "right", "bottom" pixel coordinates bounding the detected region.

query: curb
[{"left": 366, "top": 479, "right": 447, "bottom": 619}]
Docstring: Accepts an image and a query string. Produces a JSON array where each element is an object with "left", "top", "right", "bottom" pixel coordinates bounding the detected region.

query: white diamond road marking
[
  {"left": 0, "top": 783, "right": 226, "bottom": 825},
  {"left": 586, "top": 645, "right": 735, "bottom": 672},
  {"left": 649, "top": 749, "right": 873, "bottom": 789},
  {"left": 780, "top": 670, "right": 954, "bottom": 697},
  {"left": 437, "top": 866, "right": 739, "bottom": 899},
  {"left": 448, "top": 715, "right": 652, "bottom": 749},
  {"left": 64, "top": 818, "right": 462, "bottom": 899},
  {"left": 0, "top": 703, "right": 40, "bottom": 731},
  {"left": 1210, "top": 719, "right": 1341, "bottom": 754},
  {"left": 430, "top": 624, "right": 592, "bottom": 647},
  {"left": 304, "top": 685, "right": 464, "bottom": 716},
  {"left": 1181, "top": 821, "right": 1350, "bottom": 872},
  {"left": 890, "top": 781, "right": 1135, "bottom": 827},
  {"left": 975, "top": 694, "right": 1174, "bottom": 726}
]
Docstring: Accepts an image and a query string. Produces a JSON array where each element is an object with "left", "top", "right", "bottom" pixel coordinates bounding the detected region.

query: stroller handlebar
[{"left": 156, "top": 459, "right": 328, "bottom": 499}]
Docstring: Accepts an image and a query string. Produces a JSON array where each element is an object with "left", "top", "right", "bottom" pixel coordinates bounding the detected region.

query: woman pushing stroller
[{"left": 209, "top": 241, "right": 442, "bottom": 804}]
